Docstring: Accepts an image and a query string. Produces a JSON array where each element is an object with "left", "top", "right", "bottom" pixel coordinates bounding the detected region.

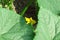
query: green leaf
[
  {"left": 37, "top": 0, "right": 60, "bottom": 14},
  {"left": 34, "top": 7, "right": 59, "bottom": 40},
  {"left": 0, "top": 8, "right": 34, "bottom": 40},
  {"left": 36, "top": 0, "right": 60, "bottom": 40}
]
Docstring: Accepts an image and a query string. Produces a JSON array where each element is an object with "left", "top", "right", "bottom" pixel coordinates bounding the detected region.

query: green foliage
[
  {"left": 0, "top": 8, "right": 34, "bottom": 40},
  {"left": 0, "top": 0, "right": 14, "bottom": 10},
  {"left": 37, "top": 0, "right": 60, "bottom": 15},
  {"left": 33, "top": 7, "right": 59, "bottom": 40},
  {"left": 0, "top": 0, "right": 60, "bottom": 40},
  {"left": 33, "top": 0, "right": 60, "bottom": 40}
]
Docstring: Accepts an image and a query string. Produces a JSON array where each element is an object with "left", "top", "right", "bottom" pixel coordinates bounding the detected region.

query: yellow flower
[{"left": 25, "top": 17, "right": 36, "bottom": 25}]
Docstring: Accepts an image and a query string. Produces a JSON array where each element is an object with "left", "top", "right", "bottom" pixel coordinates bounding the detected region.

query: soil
[{"left": 13, "top": 0, "right": 39, "bottom": 28}]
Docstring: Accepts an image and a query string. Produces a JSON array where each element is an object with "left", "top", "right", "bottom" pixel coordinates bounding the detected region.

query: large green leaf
[
  {"left": 34, "top": 7, "right": 59, "bottom": 40},
  {"left": 35, "top": 0, "right": 60, "bottom": 40},
  {"left": 37, "top": 0, "right": 60, "bottom": 14},
  {"left": 0, "top": 8, "right": 34, "bottom": 40}
]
